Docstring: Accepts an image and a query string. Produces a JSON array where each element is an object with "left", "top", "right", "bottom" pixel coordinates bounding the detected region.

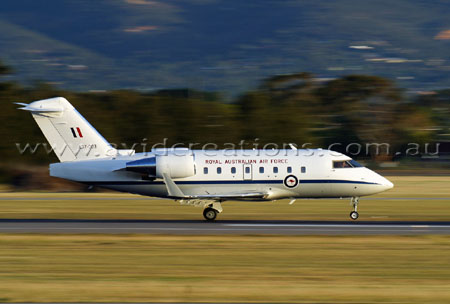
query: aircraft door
[{"left": 243, "top": 164, "right": 252, "bottom": 180}]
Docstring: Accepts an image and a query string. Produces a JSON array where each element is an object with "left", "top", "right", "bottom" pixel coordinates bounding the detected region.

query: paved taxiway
[{"left": 0, "top": 219, "right": 449, "bottom": 234}]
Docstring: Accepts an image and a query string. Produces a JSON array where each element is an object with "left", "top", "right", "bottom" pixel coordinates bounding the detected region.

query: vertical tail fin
[{"left": 17, "top": 97, "right": 117, "bottom": 162}]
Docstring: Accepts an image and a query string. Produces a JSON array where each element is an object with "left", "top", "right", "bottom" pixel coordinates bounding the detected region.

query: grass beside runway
[
  {"left": 0, "top": 176, "right": 450, "bottom": 221},
  {"left": 0, "top": 234, "right": 449, "bottom": 303},
  {"left": 0, "top": 176, "right": 449, "bottom": 302}
]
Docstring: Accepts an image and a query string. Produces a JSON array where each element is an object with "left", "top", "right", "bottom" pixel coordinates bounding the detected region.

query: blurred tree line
[{"left": 0, "top": 60, "right": 446, "bottom": 173}]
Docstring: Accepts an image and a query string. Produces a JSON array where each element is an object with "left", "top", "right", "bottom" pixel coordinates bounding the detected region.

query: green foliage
[
  {"left": 415, "top": 90, "right": 450, "bottom": 142},
  {"left": 0, "top": 60, "right": 439, "bottom": 169},
  {"left": 316, "top": 75, "right": 406, "bottom": 154}
]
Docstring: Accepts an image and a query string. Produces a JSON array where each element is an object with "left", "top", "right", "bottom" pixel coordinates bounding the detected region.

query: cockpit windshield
[
  {"left": 348, "top": 159, "right": 363, "bottom": 167},
  {"left": 333, "top": 159, "right": 364, "bottom": 168}
]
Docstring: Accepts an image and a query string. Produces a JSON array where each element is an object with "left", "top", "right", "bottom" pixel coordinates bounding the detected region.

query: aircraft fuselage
[{"left": 50, "top": 149, "right": 393, "bottom": 200}]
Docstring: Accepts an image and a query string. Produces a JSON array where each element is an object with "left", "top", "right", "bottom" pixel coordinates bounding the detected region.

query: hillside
[{"left": 0, "top": 0, "right": 449, "bottom": 95}]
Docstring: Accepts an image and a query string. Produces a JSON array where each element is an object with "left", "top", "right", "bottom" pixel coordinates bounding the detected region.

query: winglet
[{"left": 162, "top": 173, "right": 186, "bottom": 198}]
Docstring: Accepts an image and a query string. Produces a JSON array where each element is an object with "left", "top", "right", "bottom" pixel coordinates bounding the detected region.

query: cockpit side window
[{"left": 333, "top": 161, "right": 343, "bottom": 168}]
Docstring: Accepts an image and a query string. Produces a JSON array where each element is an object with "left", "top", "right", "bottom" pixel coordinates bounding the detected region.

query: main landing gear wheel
[
  {"left": 350, "top": 211, "right": 359, "bottom": 220},
  {"left": 349, "top": 196, "right": 360, "bottom": 220},
  {"left": 203, "top": 208, "right": 217, "bottom": 221}
]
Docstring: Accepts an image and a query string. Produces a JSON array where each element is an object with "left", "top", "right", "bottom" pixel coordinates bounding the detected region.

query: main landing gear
[
  {"left": 178, "top": 200, "right": 223, "bottom": 221},
  {"left": 202, "top": 202, "right": 223, "bottom": 221},
  {"left": 203, "top": 208, "right": 218, "bottom": 221},
  {"left": 350, "top": 196, "right": 359, "bottom": 220}
]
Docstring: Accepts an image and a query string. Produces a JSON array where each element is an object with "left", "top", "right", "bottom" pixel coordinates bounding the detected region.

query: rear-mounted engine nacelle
[{"left": 126, "top": 153, "right": 195, "bottom": 178}]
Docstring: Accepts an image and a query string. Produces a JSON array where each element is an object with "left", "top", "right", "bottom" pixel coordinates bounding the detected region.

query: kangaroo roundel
[{"left": 284, "top": 175, "right": 298, "bottom": 188}]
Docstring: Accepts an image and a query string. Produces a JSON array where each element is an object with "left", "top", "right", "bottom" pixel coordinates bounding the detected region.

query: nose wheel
[
  {"left": 350, "top": 211, "right": 359, "bottom": 220},
  {"left": 349, "top": 197, "right": 359, "bottom": 220}
]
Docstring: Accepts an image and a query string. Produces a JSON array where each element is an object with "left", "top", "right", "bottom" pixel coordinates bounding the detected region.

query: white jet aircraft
[{"left": 17, "top": 97, "right": 394, "bottom": 221}]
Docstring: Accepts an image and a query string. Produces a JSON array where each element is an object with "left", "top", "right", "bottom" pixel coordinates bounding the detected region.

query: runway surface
[{"left": 0, "top": 219, "right": 449, "bottom": 234}]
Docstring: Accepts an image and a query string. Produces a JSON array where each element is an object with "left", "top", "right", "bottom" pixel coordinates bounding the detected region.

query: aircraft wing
[
  {"left": 162, "top": 173, "right": 268, "bottom": 200},
  {"left": 182, "top": 192, "right": 268, "bottom": 200}
]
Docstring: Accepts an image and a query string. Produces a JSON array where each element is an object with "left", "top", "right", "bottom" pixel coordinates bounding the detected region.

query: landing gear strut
[
  {"left": 350, "top": 197, "right": 359, "bottom": 220},
  {"left": 203, "top": 207, "right": 217, "bottom": 221}
]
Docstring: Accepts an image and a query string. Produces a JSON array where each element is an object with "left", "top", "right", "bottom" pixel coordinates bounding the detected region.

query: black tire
[
  {"left": 203, "top": 208, "right": 217, "bottom": 221},
  {"left": 350, "top": 211, "right": 359, "bottom": 220}
]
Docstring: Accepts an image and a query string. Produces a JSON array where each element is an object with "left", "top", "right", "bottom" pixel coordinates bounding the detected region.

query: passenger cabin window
[
  {"left": 259, "top": 167, "right": 264, "bottom": 174},
  {"left": 301, "top": 166, "right": 306, "bottom": 173},
  {"left": 204, "top": 167, "right": 208, "bottom": 174},
  {"left": 273, "top": 167, "right": 278, "bottom": 174},
  {"left": 333, "top": 160, "right": 363, "bottom": 168},
  {"left": 231, "top": 167, "right": 236, "bottom": 174},
  {"left": 217, "top": 167, "right": 222, "bottom": 174},
  {"left": 287, "top": 167, "right": 292, "bottom": 173}
]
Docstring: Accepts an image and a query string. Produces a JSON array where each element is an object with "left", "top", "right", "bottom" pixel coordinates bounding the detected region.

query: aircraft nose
[
  {"left": 382, "top": 177, "right": 394, "bottom": 190},
  {"left": 366, "top": 169, "right": 394, "bottom": 194}
]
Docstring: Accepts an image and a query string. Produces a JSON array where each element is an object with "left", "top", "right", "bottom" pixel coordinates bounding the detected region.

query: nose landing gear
[{"left": 350, "top": 197, "right": 359, "bottom": 220}]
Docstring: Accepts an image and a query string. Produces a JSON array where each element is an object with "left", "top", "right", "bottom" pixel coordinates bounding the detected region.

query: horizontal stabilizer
[{"left": 15, "top": 102, "right": 63, "bottom": 113}]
